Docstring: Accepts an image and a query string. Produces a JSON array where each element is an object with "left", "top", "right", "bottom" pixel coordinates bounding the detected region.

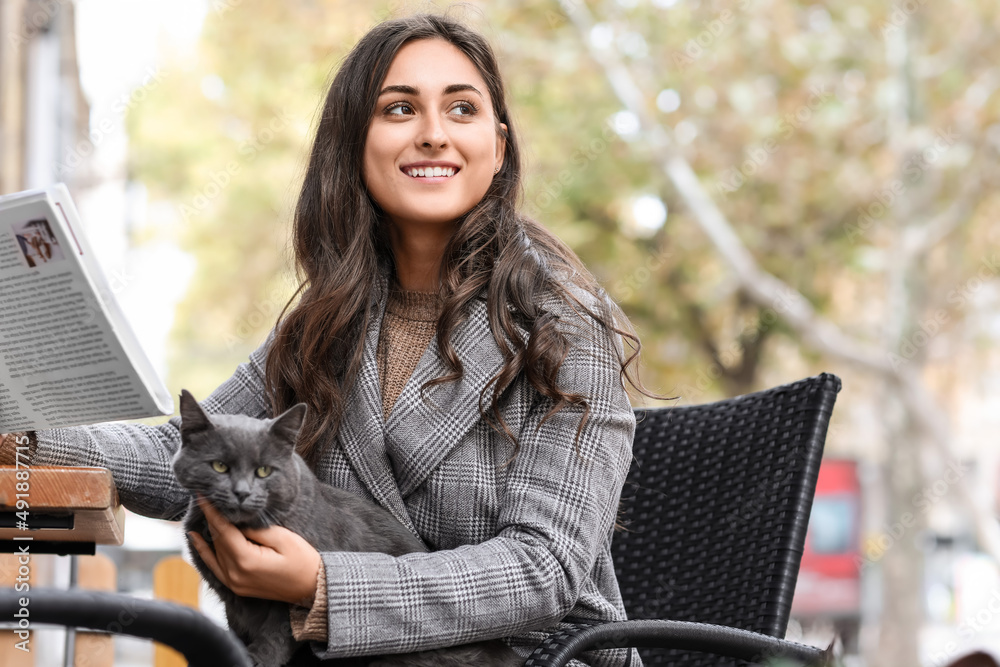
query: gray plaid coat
[{"left": 33, "top": 264, "right": 640, "bottom": 666}]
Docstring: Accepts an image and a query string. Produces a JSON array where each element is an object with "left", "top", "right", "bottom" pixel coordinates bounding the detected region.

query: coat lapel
[
  {"left": 384, "top": 290, "right": 508, "bottom": 498},
  {"left": 336, "top": 261, "right": 512, "bottom": 518},
  {"left": 335, "top": 264, "right": 419, "bottom": 536}
]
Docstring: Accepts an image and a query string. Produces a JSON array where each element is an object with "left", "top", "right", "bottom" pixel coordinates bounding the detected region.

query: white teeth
[{"left": 406, "top": 166, "right": 455, "bottom": 178}]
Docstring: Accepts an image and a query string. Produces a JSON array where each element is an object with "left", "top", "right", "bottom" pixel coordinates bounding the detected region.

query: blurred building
[{"left": 0, "top": 0, "right": 90, "bottom": 193}]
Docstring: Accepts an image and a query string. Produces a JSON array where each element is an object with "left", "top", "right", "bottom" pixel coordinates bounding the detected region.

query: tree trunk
[{"left": 871, "top": 391, "right": 926, "bottom": 667}]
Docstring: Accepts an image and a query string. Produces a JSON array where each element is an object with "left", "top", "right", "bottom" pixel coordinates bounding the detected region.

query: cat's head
[{"left": 172, "top": 389, "right": 308, "bottom": 526}]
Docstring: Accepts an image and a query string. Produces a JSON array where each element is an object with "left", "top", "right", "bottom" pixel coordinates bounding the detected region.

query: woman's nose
[{"left": 417, "top": 112, "right": 448, "bottom": 148}]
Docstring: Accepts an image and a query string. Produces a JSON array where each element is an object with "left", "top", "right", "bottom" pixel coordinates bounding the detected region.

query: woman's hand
[{"left": 187, "top": 494, "right": 322, "bottom": 607}]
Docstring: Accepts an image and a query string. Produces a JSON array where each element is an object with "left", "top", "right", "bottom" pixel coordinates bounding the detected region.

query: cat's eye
[
  {"left": 211, "top": 460, "right": 228, "bottom": 473},
  {"left": 255, "top": 465, "right": 272, "bottom": 478}
]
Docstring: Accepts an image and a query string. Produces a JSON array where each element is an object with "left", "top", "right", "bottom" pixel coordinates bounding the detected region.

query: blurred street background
[{"left": 2, "top": 0, "right": 999, "bottom": 665}]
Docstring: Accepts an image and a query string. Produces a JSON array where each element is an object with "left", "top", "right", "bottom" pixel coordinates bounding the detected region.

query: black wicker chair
[
  {"left": 0, "top": 588, "right": 252, "bottom": 666},
  {"left": 525, "top": 372, "right": 841, "bottom": 667}
]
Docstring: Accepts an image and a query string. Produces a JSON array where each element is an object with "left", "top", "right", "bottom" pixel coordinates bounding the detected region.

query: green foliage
[{"left": 127, "top": 0, "right": 999, "bottom": 410}]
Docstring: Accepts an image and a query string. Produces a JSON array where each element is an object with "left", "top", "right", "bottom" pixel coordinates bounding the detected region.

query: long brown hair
[{"left": 265, "top": 12, "right": 667, "bottom": 469}]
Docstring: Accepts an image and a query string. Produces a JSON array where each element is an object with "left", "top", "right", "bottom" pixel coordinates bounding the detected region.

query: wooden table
[
  {"left": 0, "top": 466, "right": 124, "bottom": 555},
  {"left": 0, "top": 466, "right": 125, "bottom": 666}
]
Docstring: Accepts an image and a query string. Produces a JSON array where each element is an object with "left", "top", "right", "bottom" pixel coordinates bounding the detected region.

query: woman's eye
[
  {"left": 211, "top": 460, "right": 228, "bottom": 473},
  {"left": 451, "top": 101, "right": 478, "bottom": 116},
  {"left": 385, "top": 101, "right": 413, "bottom": 115},
  {"left": 384, "top": 100, "right": 478, "bottom": 117},
  {"left": 256, "top": 465, "right": 272, "bottom": 478}
]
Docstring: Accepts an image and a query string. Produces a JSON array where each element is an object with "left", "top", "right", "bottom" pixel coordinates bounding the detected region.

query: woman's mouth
[{"left": 401, "top": 165, "right": 459, "bottom": 181}]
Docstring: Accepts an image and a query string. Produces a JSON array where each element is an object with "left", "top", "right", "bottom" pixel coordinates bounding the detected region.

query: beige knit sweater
[{"left": 0, "top": 287, "right": 442, "bottom": 644}]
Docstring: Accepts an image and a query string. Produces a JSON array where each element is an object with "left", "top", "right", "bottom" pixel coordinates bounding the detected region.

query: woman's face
[{"left": 363, "top": 38, "right": 507, "bottom": 231}]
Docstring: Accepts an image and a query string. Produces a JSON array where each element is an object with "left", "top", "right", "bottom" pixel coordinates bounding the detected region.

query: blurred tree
[
  {"left": 127, "top": 0, "right": 378, "bottom": 398},
  {"left": 543, "top": 1, "right": 1000, "bottom": 665}
]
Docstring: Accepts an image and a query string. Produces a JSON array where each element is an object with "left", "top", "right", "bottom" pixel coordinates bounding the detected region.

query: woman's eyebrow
[{"left": 378, "top": 83, "right": 484, "bottom": 100}]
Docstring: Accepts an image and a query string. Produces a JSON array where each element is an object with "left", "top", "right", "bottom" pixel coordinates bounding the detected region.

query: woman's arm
[{"left": 26, "top": 332, "right": 275, "bottom": 521}]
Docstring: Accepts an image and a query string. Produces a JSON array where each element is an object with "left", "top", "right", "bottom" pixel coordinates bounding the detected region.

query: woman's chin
[{"left": 388, "top": 203, "right": 472, "bottom": 227}]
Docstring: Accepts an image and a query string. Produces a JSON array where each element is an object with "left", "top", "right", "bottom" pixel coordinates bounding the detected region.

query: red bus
[{"left": 791, "top": 459, "right": 862, "bottom": 652}]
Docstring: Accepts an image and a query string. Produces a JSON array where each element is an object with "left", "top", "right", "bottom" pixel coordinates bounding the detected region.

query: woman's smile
[{"left": 400, "top": 161, "right": 461, "bottom": 182}]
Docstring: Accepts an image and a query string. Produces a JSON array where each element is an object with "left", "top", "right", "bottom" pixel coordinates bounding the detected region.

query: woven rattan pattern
[{"left": 608, "top": 373, "right": 840, "bottom": 666}]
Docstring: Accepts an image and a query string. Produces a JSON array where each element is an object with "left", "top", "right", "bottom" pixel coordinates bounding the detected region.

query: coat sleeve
[
  {"left": 29, "top": 333, "right": 274, "bottom": 521},
  {"left": 310, "top": 299, "right": 636, "bottom": 659}
]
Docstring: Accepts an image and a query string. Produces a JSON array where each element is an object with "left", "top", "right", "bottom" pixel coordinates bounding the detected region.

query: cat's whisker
[{"left": 260, "top": 507, "right": 279, "bottom": 528}]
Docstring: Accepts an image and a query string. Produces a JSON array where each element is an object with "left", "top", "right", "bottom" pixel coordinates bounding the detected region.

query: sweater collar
[{"left": 385, "top": 284, "right": 442, "bottom": 323}]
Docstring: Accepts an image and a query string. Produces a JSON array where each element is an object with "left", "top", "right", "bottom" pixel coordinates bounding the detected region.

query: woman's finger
[
  {"left": 195, "top": 495, "right": 215, "bottom": 540},
  {"left": 188, "top": 531, "right": 225, "bottom": 583},
  {"left": 242, "top": 524, "right": 287, "bottom": 550},
  {"left": 197, "top": 494, "right": 235, "bottom": 543}
]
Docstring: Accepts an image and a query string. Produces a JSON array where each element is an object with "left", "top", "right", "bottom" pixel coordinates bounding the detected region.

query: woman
[{"left": 1, "top": 12, "right": 664, "bottom": 666}]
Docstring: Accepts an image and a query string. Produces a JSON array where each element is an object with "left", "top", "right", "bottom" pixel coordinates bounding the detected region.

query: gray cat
[{"left": 172, "top": 389, "right": 522, "bottom": 667}]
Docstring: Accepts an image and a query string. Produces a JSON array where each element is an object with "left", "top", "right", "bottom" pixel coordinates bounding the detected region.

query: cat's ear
[
  {"left": 269, "top": 403, "right": 307, "bottom": 446},
  {"left": 179, "top": 389, "right": 212, "bottom": 435}
]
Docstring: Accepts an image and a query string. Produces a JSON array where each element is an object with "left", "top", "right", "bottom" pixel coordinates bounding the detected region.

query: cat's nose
[{"left": 233, "top": 479, "right": 252, "bottom": 504}]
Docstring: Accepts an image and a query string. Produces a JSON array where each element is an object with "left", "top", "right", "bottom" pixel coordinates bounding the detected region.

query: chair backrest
[{"left": 611, "top": 373, "right": 841, "bottom": 666}]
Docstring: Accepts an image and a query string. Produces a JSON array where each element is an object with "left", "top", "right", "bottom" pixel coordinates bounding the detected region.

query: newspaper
[{"left": 0, "top": 183, "right": 173, "bottom": 431}]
